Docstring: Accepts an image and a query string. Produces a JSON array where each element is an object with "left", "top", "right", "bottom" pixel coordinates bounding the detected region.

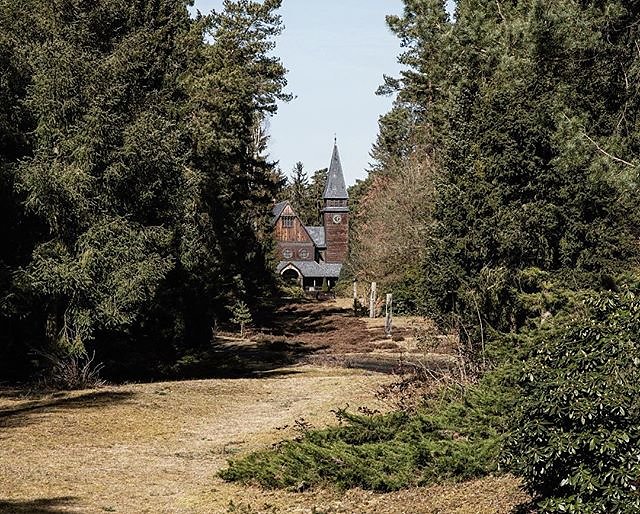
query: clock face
[{"left": 332, "top": 214, "right": 342, "bottom": 224}]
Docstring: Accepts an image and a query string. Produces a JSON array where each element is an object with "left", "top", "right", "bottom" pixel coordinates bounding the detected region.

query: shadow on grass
[
  {"left": 171, "top": 338, "right": 329, "bottom": 380},
  {"left": 269, "top": 305, "right": 348, "bottom": 338},
  {"left": 0, "top": 390, "right": 135, "bottom": 430},
  {"left": 0, "top": 497, "right": 78, "bottom": 513},
  {"left": 252, "top": 298, "right": 348, "bottom": 335}
]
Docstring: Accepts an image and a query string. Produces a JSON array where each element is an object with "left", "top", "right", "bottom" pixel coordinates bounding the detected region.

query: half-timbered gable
[{"left": 273, "top": 203, "right": 315, "bottom": 262}]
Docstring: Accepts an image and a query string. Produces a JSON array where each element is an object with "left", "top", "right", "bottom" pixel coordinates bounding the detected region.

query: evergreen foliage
[
  {"left": 227, "top": 0, "right": 640, "bottom": 507},
  {"left": 283, "top": 164, "right": 327, "bottom": 226},
  {"left": 221, "top": 373, "right": 511, "bottom": 490},
  {"left": 229, "top": 300, "right": 252, "bottom": 339},
  {"left": 506, "top": 292, "right": 640, "bottom": 513},
  {"left": 0, "top": 0, "right": 289, "bottom": 381},
  {"left": 349, "top": 0, "right": 640, "bottom": 343},
  {"left": 418, "top": 0, "right": 640, "bottom": 346}
]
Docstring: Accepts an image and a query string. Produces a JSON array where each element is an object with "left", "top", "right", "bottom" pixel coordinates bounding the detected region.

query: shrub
[
  {"left": 36, "top": 350, "right": 106, "bottom": 390},
  {"left": 229, "top": 300, "right": 253, "bottom": 339},
  {"left": 278, "top": 283, "right": 306, "bottom": 299},
  {"left": 220, "top": 373, "right": 513, "bottom": 491},
  {"left": 505, "top": 292, "right": 640, "bottom": 513}
]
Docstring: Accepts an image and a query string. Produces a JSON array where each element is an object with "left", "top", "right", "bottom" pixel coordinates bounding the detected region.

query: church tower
[{"left": 322, "top": 142, "right": 349, "bottom": 263}]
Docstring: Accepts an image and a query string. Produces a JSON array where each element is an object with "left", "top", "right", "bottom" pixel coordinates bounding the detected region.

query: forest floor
[{"left": 0, "top": 299, "right": 527, "bottom": 513}]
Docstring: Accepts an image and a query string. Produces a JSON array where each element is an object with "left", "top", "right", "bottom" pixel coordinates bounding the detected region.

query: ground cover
[{"left": 0, "top": 300, "right": 527, "bottom": 513}]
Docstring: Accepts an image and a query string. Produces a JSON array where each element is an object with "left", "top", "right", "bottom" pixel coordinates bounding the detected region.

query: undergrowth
[{"left": 219, "top": 366, "right": 516, "bottom": 491}]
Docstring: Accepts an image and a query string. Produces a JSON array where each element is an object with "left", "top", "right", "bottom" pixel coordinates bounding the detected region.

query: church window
[
  {"left": 283, "top": 248, "right": 293, "bottom": 259},
  {"left": 298, "top": 248, "right": 309, "bottom": 259}
]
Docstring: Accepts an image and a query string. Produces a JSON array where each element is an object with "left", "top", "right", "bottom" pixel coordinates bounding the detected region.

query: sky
[{"left": 192, "top": 1, "right": 456, "bottom": 186}]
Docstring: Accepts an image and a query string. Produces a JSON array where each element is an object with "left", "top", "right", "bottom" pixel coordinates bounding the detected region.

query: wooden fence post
[
  {"left": 385, "top": 293, "right": 393, "bottom": 337},
  {"left": 353, "top": 280, "right": 358, "bottom": 315},
  {"left": 369, "top": 282, "right": 377, "bottom": 319}
]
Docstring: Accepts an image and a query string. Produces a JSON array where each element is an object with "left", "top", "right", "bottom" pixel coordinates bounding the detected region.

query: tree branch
[
  {"left": 495, "top": 0, "right": 506, "bottom": 22},
  {"left": 562, "top": 114, "right": 635, "bottom": 168},
  {"left": 582, "top": 132, "right": 635, "bottom": 167}
]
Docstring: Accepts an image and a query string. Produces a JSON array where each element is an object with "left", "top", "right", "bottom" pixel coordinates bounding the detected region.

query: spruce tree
[
  {"left": 0, "top": 0, "right": 290, "bottom": 377},
  {"left": 177, "top": 0, "right": 290, "bottom": 347},
  {"left": 286, "top": 161, "right": 311, "bottom": 222},
  {"left": 12, "top": 0, "right": 196, "bottom": 355},
  {"left": 308, "top": 167, "right": 328, "bottom": 225}
]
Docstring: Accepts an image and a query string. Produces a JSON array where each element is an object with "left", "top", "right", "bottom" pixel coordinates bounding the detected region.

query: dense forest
[
  {"left": 282, "top": 161, "right": 327, "bottom": 226},
  {"left": 3, "top": 0, "right": 640, "bottom": 511},
  {"left": 0, "top": 0, "right": 289, "bottom": 381}
]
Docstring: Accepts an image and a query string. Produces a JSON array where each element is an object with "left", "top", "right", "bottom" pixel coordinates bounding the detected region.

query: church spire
[{"left": 323, "top": 142, "right": 349, "bottom": 200}]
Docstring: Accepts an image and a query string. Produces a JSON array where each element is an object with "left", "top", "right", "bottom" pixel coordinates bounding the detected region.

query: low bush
[
  {"left": 36, "top": 350, "right": 106, "bottom": 390},
  {"left": 220, "top": 370, "right": 514, "bottom": 491},
  {"left": 505, "top": 292, "right": 640, "bottom": 513}
]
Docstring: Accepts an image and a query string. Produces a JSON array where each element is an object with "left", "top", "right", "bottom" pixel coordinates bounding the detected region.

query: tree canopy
[{"left": 0, "top": 0, "right": 289, "bottom": 380}]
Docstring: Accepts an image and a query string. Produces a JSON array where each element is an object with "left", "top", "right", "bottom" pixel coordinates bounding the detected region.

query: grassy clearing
[
  {"left": 0, "top": 300, "right": 528, "bottom": 513},
  {"left": 0, "top": 367, "right": 390, "bottom": 513},
  {"left": 219, "top": 365, "right": 516, "bottom": 493},
  {"left": 0, "top": 367, "right": 526, "bottom": 513},
  {"left": 204, "top": 475, "right": 527, "bottom": 513}
]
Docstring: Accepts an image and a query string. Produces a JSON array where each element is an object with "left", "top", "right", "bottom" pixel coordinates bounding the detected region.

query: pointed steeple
[{"left": 323, "top": 142, "right": 349, "bottom": 200}]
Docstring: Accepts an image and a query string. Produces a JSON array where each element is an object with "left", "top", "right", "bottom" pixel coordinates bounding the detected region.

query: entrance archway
[{"left": 282, "top": 268, "right": 300, "bottom": 284}]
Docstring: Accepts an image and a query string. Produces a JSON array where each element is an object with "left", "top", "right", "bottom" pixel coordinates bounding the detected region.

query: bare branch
[
  {"left": 495, "top": 0, "right": 506, "bottom": 22},
  {"left": 582, "top": 132, "right": 635, "bottom": 167}
]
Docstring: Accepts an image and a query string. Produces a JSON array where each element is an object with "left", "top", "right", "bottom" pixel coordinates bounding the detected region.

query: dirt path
[{"left": 0, "top": 301, "right": 526, "bottom": 513}]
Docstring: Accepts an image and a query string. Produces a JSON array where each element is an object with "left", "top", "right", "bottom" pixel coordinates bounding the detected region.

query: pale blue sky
[{"left": 192, "top": 1, "right": 455, "bottom": 186}]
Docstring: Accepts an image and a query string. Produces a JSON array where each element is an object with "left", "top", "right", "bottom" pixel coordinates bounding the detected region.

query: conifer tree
[
  {"left": 0, "top": 7, "right": 45, "bottom": 378},
  {"left": 177, "top": 0, "right": 290, "bottom": 346},
  {"left": 307, "top": 167, "right": 328, "bottom": 225},
  {"left": 0, "top": 0, "right": 290, "bottom": 377},
  {"left": 378, "top": 0, "right": 640, "bottom": 346},
  {"left": 10, "top": 0, "right": 197, "bottom": 356},
  {"left": 283, "top": 163, "right": 327, "bottom": 225},
  {"left": 287, "top": 161, "right": 311, "bottom": 220}
]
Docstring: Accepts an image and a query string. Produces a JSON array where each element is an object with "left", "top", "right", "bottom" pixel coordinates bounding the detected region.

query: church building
[{"left": 272, "top": 143, "right": 349, "bottom": 290}]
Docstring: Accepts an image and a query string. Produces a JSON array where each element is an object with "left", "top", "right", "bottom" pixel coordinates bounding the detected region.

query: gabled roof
[
  {"left": 323, "top": 143, "right": 349, "bottom": 200},
  {"left": 272, "top": 200, "right": 290, "bottom": 226},
  {"left": 306, "top": 226, "right": 326, "bottom": 248}
]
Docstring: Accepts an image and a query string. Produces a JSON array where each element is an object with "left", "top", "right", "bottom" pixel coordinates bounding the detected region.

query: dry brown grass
[
  {"left": 0, "top": 300, "right": 527, "bottom": 513},
  {"left": 0, "top": 367, "right": 391, "bottom": 513},
  {"left": 199, "top": 475, "right": 528, "bottom": 513}
]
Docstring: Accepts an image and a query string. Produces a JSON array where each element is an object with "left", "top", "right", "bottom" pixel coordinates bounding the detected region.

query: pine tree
[
  {"left": 229, "top": 300, "right": 252, "bottom": 339},
  {"left": 7, "top": 0, "right": 195, "bottom": 356},
  {"left": 168, "top": 0, "right": 290, "bottom": 348},
  {"left": 378, "top": 0, "right": 640, "bottom": 347},
  {"left": 307, "top": 167, "right": 328, "bottom": 225},
  {"left": 0, "top": 6, "right": 46, "bottom": 378},
  {"left": 283, "top": 163, "right": 327, "bottom": 225},
  {"left": 286, "top": 161, "right": 311, "bottom": 220},
  {"left": 0, "top": 0, "right": 290, "bottom": 377}
]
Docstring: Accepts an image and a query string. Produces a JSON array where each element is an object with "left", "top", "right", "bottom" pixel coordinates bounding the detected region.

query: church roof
[
  {"left": 306, "top": 226, "right": 326, "bottom": 248},
  {"left": 277, "top": 260, "right": 342, "bottom": 279},
  {"left": 323, "top": 143, "right": 349, "bottom": 200},
  {"left": 272, "top": 200, "right": 289, "bottom": 225}
]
